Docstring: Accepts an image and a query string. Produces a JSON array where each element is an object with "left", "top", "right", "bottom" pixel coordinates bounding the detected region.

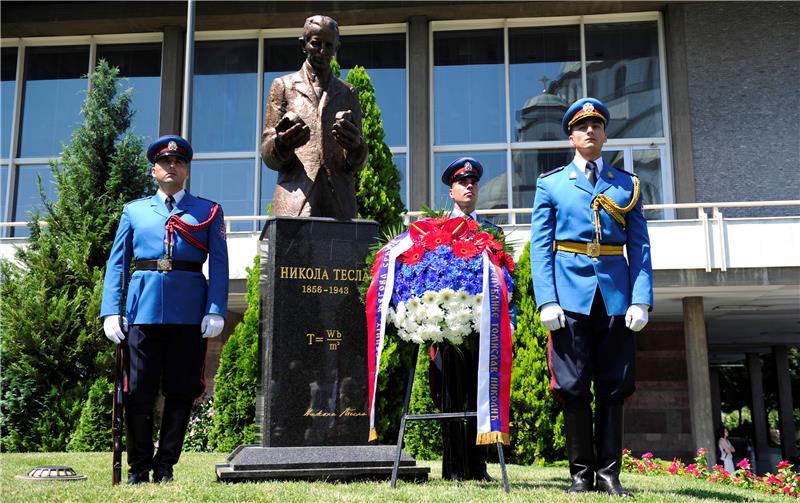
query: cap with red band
[{"left": 147, "top": 135, "right": 193, "bottom": 164}]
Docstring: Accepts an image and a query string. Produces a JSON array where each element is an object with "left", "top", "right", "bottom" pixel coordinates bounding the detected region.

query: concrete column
[
  {"left": 664, "top": 4, "right": 697, "bottom": 219},
  {"left": 683, "top": 296, "right": 716, "bottom": 465},
  {"left": 772, "top": 346, "right": 798, "bottom": 460},
  {"left": 746, "top": 352, "right": 770, "bottom": 473},
  {"left": 407, "top": 15, "right": 430, "bottom": 211},
  {"left": 709, "top": 366, "right": 722, "bottom": 438},
  {"left": 159, "top": 26, "right": 185, "bottom": 136}
]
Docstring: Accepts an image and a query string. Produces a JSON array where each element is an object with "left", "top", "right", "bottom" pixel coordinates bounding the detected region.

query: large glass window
[
  {"left": 434, "top": 29, "right": 505, "bottom": 145},
  {"left": 19, "top": 46, "right": 89, "bottom": 157},
  {"left": 432, "top": 17, "right": 670, "bottom": 221},
  {"left": 191, "top": 159, "right": 255, "bottom": 221},
  {"left": 192, "top": 40, "right": 258, "bottom": 153},
  {"left": 586, "top": 22, "right": 663, "bottom": 138},
  {"left": 97, "top": 43, "right": 162, "bottom": 144},
  {"left": 14, "top": 164, "right": 56, "bottom": 225},
  {"left": 338, "top": 33, "right": 407, "bottom": 147},
  {"left": 510, "top": 26, "right": 581, "bottom": 142}
]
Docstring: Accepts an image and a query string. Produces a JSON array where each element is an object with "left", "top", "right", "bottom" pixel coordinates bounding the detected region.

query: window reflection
[
  {"left": 338, "top": 33, "right": 407, "bottom": 147},
  {"left": 97, "top": 43, "right": 162, "bottom": 145},
  {"left": 433, "top": 151, "right": 507, "bottom": 224},
  {"left": 192, "top": 40, "right": 258, "bottom": 152},
  {"left": 19, "top": 46, "right": 89, "bottom": 157},
  {"left": 13, "top": 164, "right": 57, "bottom": 236},
  {"left": 509, "top": 26, "right": 581, "bottom": 142},
  {"left": 633, "top": 149, "right": 664, "bottom": 219},
  {"left": 260, "top": 161, "right": 278, "bottom": 217},
  {"left": 511, "top": 149, "right": 573, "bottom": 224},
  {"left": 434, "top": 30, "right": 505, "bottom": 145},
  {"left": 2, "top": 47, "right": 17, "bottom": 159},
  {"left": 392, "top": 153, "right": 407, "bottom": 210},
  {"left": 191, "top": 158, "right": 255, "bottom": 231},
  {"left": 586, "top": 22, "right": 663, "bottom": 138}
]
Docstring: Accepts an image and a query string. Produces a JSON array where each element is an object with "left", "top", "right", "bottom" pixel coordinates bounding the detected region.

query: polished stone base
[{"left": 216, "top": 445, "right": 430, "bottom": 482}]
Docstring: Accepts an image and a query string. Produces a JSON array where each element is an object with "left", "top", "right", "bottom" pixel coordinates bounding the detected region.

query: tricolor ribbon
[
  {"left": 366, "top": 236, "right": 513, "bottom": 445},
  {"left": 366, "top": 232, "right": 413, "bottom": 442}
]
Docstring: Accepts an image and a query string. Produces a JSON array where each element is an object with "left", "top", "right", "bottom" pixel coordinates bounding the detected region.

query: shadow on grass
[{"left": 509, "top": 476, "right": 568, "bottom": 492}]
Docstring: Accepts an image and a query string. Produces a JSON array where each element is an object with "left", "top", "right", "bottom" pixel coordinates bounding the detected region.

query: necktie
[
  {"left": 166, "top": 195, "right": 175, "bottom": 212},
  {"left": 587, "top": 161, "right": 598, "bottom": 187}
]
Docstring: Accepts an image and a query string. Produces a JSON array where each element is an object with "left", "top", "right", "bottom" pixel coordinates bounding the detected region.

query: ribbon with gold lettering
[
  {"left": 475, "top": 252, "right": 513, "bottom": 445},
  {"left": 366, "top": 232, "right": 413, "bottom": 442}
]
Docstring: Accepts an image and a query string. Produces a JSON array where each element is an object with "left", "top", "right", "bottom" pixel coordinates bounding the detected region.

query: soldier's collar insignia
[
  {"left": 569, "top": 171, "right": 577, "bottom": 180},
  {"left": 607, "top": 170, "right": 615, "bottom": 179}
]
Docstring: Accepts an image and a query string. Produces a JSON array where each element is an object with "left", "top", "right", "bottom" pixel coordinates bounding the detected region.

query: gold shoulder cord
[{"left": 591, "top": 176, "right": 640, "bottom": 243}]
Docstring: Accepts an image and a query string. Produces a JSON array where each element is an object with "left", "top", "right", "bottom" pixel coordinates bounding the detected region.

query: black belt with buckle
[{"left": 135, "top": 259, "right": 202, "bottom": 272}]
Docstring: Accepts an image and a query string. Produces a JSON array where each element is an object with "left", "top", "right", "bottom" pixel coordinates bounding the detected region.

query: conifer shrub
[
  {"left": 0, "top": 60, "right": 152, "bottom": 451},
  {"left": 507, "top": 241, "right": 566, "bottom": 463},
  {"left": 208, "top": 256, "right": 260, "bottom": 452},
  {"left": 67, "top": 377, "right": 113, "bottom": 452}
]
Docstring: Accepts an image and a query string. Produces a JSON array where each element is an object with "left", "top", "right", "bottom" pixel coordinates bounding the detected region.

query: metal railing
[{"left": 2, "top": 200, "right": 799, "bottom": 236}]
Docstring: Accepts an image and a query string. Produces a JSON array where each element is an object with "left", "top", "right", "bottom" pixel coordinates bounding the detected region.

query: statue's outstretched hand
[{"left": 332, "top": 110, "right": 362, "bottom": 150}]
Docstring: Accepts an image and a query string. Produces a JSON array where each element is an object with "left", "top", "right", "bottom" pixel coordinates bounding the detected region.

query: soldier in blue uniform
[
  {"left": 101, "top": 135, "right": 229, "bottom": 484},
  {"left": 530, "top": 99, "right": 653, "bottom": 496},
  {"left": 429, "top": 157, "right": 496, "bottom": 481}
]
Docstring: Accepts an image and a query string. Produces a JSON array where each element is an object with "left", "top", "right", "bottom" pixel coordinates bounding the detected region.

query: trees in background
[{"left": 0, "top": 60, "right": 153, "bottom": 451}]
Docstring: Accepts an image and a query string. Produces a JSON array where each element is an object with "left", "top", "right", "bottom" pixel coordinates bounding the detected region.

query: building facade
[{"left": 2, "top": 1, "right": 798, "bottom": 468}]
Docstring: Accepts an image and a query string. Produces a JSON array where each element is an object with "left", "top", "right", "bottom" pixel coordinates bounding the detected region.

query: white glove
[
  {"left": 539, "top": 302, "right": 566, "bottom": 331},
  {"left": 201, "top": 314, "right": 225, "bottom": 338},
  {"left": 625, "top": 304, "right": 649, "bottom": 332},
  {"left": 103, "top": 315, "right": 128, "bottom": 344}
]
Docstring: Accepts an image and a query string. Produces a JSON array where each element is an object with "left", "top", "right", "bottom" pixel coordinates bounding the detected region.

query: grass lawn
[{"left": 0, "top": 452, "right": 785, "bottom": 502}]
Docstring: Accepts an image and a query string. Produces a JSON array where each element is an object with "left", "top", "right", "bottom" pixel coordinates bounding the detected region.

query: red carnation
[
  {"left": 451, "top": 239, "right": 479, "bottom": 259},
  {"left": 399, "top": 244, "right": 426, "bottom": 265},
  {"left": 498, "top": 251, "right": 515, "bottom": 273},
  {"left": 424, "top": 229, "right": 453, "bottom": 250}
]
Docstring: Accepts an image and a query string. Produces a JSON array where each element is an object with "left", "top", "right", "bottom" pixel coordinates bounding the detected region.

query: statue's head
[{"left": 300, "top": 15, "right": 341, "bottom": 74}]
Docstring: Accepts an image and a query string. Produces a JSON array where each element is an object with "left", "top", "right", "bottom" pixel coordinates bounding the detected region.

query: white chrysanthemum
[
  {"left": 419, "top": 324, "right": 441, "bottom": 342},
  {"left": 424, "top": 304, "right": 444, "bottom": 324},
  {"left": 421, "top": 290, "right": 438, "bottom": 304},
  {"left": 438, "top": 288, "right": 456, "bottom": 304},
  {"left": 455, "top": 290, "right": 471, "bottom": 302}
]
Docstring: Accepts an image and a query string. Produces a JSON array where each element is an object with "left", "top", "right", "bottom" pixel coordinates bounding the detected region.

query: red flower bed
[{"left": 622, "top": 448, "right": 798, "bottom": 497}]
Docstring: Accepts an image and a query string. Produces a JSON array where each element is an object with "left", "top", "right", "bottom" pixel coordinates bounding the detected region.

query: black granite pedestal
[{"left": 215, "top": 217, "right": 428, "bottom": 482}]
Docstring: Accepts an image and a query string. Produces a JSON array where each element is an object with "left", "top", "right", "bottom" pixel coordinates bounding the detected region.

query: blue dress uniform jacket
[
  {"left": 530, "top": 162, "right": 653, "bottom": 316},
  {"left": 100, "top": 192, "right": 229, "bottom": 325}
]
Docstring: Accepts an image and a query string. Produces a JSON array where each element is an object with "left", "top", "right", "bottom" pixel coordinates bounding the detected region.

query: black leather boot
[
  {"left": 441, "top": 420, "right": 468, "bottom": 481},
  {"left": 125, "top": 413, "right": 154, "bottom": 484},
  {"left": 564, "top": 401, "right": 595, "bottom": 493},
  {"left": 595, "top": 402, "right": 631, "bottom": 497},
  {"left": 152, "top": 398, "right": 192, "bottom": 483}
]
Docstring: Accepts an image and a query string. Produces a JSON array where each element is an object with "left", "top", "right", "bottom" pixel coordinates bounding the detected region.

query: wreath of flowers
[{"left": 378, "top": 216, "right": 515, "bottom": 345}]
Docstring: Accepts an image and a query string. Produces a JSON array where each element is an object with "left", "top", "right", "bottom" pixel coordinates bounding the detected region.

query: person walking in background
[
  {"left": 719, "top": 426, "right": 736, "bottom": 473},
  {"left": 530, "top": 98, "right": 653, "bottom": 496},
  {"left": 101, "top": 135, "right": 229, "bottom": 484}
]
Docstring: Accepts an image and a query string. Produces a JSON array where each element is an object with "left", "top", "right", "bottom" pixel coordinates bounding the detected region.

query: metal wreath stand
[{"left": 390, "top": 344, "right": 510, "bottom": 493}]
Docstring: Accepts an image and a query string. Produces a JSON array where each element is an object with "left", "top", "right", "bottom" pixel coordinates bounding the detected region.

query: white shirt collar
[
  {"left": 573, "top": 154, "right": 604, "bottom": 178},
  {"left": 158, "top": 188, "right": 186, "bottom": 206},
  {"left": 451, "top": 208, "right": 478, "bottom": 220}
]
